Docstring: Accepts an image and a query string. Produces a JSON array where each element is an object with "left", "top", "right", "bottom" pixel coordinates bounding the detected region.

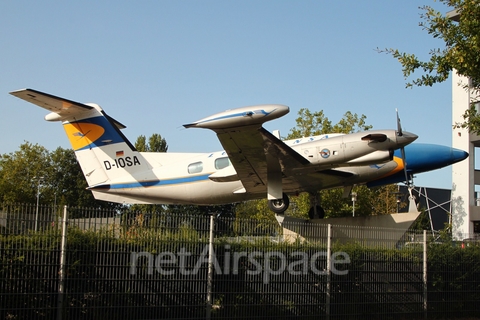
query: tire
[{"left": 268, "top": 193, "right": 290, "bottom": 214}]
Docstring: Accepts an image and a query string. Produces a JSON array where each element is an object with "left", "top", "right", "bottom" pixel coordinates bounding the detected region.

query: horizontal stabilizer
[
  {"left": 10, "top": 88, "right": 127, "bottom": 129},
  {"left": 10, "top": 88, "right": 93, "bottom": 117}
]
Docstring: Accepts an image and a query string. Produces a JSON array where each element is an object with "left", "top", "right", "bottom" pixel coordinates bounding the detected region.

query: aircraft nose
[
  {"left": 401, "top": 144, "right": 469, "bottom": 173},
  {"left": 452, "top": 148, "right": 469, "bottom": 163}
]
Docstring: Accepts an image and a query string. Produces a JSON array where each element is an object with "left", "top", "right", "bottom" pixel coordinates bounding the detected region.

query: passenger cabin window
[
  {"left": 215, "top": 157, "right": 230, "bottom": 170},
  {"left": 188, "top": 161, "right": 203, "bottom": 174}
]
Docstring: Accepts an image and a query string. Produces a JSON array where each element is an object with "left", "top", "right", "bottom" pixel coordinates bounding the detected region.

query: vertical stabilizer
[{"left": 10, "top": 89, "right": 150, "bottom": 187}]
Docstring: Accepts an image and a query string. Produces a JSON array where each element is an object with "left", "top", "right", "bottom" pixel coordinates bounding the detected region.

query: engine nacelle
[{"left": 345, "top": 150, "right": 393, "bottom": 166}]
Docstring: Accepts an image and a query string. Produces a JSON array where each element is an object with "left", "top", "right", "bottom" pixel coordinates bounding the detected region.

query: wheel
[
  {"left": 268, "top": 193, "right": 290, "bottom": 214},
  {"left": 308, "top": 205, "right": 325, "bottom": 219}
]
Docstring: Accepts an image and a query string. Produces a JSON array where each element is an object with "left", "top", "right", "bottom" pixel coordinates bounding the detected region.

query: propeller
[
  {"left": 396, "top": 108, "right": 403, "bottom": 137},
  {"left": 396, "top": 109, "right": 411, "bottom": 187},
  {"left": 396, "top": 109, "right": 418, "bottom": 212}
]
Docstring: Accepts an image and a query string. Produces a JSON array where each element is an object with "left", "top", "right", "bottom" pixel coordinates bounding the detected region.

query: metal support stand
[
  {"left": 57, "top": 205, "right": 68, "bottom": 320},
  {"left": 206, "top": 214, "right": 215, "bottom": 320}
]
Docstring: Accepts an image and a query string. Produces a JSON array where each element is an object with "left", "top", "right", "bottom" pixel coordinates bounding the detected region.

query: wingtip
[{"left": 9, "top": 88, "right": 28, "bottom": 96}]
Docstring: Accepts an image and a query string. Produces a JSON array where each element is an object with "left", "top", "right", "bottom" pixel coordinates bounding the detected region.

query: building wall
[{"left": 451, "top": 71, "right": 480, "bottom": 239}]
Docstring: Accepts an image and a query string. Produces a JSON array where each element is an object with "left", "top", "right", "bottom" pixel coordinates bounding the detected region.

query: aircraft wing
[
  {"left": 186, "top": 105, "right": 358, "bottom": 197},
  {"left": 215, "top": 126, "right": 357, "bottom": 196},
  {"left": 215, "top": 125, "right": 309, "bottom": 194}
]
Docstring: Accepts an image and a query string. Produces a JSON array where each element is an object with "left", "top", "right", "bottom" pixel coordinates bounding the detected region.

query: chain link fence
[{"left": 1, "top": 203, "right": 479, "bottom": 319}]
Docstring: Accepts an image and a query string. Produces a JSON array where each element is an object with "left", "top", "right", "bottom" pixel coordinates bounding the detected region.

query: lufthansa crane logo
[
  {"left": 63, "top": 122, "right": 105, "bottom": 151},
  {"left": 320, "top": 149, "right": 330, "bottom": 159}
]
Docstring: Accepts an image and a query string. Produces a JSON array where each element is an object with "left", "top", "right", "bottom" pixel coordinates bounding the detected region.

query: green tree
[
  {"left": 148, "top": 133, "right": 168, "bottom": 153},
  {"left": 235, "top": 198, "right": 277, "bottom": 222},
  {"left": 287, "top": 109, "right": 333, "bottom": 138},
  {"left": 48, "top": 147, "right": 103, "bottom": 208},
  {"left": 287, "top": 108, "right": 372, "bottom": 139},
  {"left": 379, "top": 0, "right": 480, "bottom": 133},
  {"left": 135, "top": 135, "right": 148, "bottom": 153},
  {"left": 0, "top": 142, "right": 50, "bottom": 204},
  {"left": 166, "top": 203, "right": 236, "bottom": 217},
  {"left": 0, "top": 143, "right": 122, "bottom": 209},
  {"left": 135, "top": 134, "right": 168, "bottom": 152},
  {"left": 368, "top": 184, "right": 407, "bottom": 215}
]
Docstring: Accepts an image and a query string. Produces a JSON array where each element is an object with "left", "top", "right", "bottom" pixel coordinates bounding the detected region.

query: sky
[{"left": 0, "top": 0, "right": 463, "bottom": 190}]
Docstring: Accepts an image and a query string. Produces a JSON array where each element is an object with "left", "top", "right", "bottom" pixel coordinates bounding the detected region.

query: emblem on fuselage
[{"left": 320, "top": 149, "right": 330, "bottom": 159}]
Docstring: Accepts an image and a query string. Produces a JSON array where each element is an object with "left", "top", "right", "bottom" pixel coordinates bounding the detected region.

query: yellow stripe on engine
[{"left": 377, "top": 156, "right": 404, "bottom": 179}]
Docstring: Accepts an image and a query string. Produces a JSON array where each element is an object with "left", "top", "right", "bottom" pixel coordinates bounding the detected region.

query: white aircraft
[{"left": 10, "top": 89, "right": 468, "bottom": 218}]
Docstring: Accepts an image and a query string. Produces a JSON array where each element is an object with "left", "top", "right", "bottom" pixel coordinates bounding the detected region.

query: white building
[
  {"left": 448, "top": 9, "right": 480, "bottom": 240},
  {"left": 451, "top": 72, "right": 480, "bottom": 239}
]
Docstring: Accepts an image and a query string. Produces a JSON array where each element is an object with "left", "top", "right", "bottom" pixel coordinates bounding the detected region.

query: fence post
[
  {"left": 326, "top": 224, "right": 332, "bottom": 320},
  {"left": 423, "top": 229, "right": 427, "bottom": 319},
  {"left": 57, "top": 205, "right": 68, "bottom": 320},
  {"left": 206, "top": 214, "right": 215, "bottom": 320}
]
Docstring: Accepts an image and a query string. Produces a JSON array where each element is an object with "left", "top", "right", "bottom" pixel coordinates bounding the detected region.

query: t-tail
[{"left": 10, "top": 89, "right": 149, "bottom": 189}]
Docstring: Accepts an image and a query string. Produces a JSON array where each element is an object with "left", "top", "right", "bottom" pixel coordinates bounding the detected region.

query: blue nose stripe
[
  {"left": 452, "top": 148, "right": 469, "bottom": 163},
  {"left": 368, "top": 143, "right": 468, "bottom": 187},
  {"left": 393, "top": 144, "right": 468, "bottom": 173}
]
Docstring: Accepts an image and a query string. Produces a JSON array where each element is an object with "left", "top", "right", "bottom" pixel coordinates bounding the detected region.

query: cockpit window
[
  {"left": 215, "top": 157, "right": 230, "bottom": 170},
  {"left": 188, "top": 161, "right": 203, "bottom": 174}
]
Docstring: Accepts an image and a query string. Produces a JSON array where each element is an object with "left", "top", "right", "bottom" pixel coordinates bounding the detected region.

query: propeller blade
[
  {"left": 396, "top": 108, "right": 403, "bottom": 137},
  {"left": 396, "top": 109, "right": 413, "bottom": 187}
]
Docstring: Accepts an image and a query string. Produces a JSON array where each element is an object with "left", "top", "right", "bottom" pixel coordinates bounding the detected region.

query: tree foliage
[
  {"left": 48, "top": 147, "right": 100, "bottom": 207},
  {"left": 0, "top": 142, "right": 109, "bottom": 208},
  {"left": 0, "top": 142, "right": 50, "bottom": 204},
  {"left": 135, "top": 133, "right": 168, "bottom": 152},
  {"left": 235, "top": 198, "right": 277, "bottom": 222},
  {"left": 379, "top": 0, "right": 480, "bottom": 132},
  {"left": 287, "top": 108, "right": 372, "bottom": 138}
]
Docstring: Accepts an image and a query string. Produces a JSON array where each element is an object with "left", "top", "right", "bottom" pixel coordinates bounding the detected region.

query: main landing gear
[
  {"left": 267, "top": 192, "right": 325, "bottom": 219},
  {"left": 267, "top": 193, "right": 290, "bottom": 214}
]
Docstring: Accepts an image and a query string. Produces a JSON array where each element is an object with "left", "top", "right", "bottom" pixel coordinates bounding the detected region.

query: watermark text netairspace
[{"left": 130, "top": 245, "right": 350, "bottom": 284}]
